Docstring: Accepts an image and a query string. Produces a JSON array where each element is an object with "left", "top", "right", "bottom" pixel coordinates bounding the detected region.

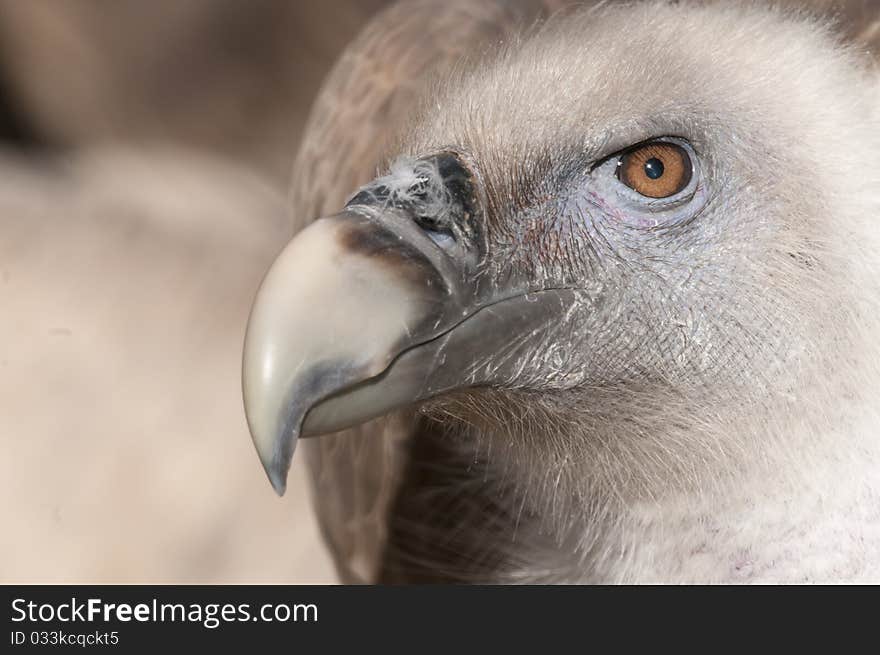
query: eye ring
[{"left": 616, "top": 141, "right": 693, "bottom": 199}]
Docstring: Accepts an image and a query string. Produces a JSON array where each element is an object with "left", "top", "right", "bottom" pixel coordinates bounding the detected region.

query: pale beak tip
[
  {"left": 247, "top": 413, "right": 292, "bottom": 497},
  {"left": 267, "top": 465, "right": 288, "bottom": 497},
  {"left": 256, "top": 434, "right": 291, "bottom": 497},
  {"left": 256, "top": 444, "right": 290, "bottom": 497}
]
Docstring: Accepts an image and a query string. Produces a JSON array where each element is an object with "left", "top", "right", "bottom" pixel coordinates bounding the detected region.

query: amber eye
[{"left": 616, "top": 142, "right": 693, "bottom": 199}]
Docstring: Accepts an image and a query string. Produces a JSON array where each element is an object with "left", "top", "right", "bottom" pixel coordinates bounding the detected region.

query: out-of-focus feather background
[{"left": 0, "top": 0, "right": 387, "bottom": 583}]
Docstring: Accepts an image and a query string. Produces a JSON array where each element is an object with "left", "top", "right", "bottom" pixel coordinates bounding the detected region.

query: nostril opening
[
  {"left": 425, "top": 230, "right": 456, "bottom": 248},
  {"left": 346, "top": 152, "right": 482, "bottom": 256},
  {"left": 413, "top": 214, "right": 457, "bottom": 248}
]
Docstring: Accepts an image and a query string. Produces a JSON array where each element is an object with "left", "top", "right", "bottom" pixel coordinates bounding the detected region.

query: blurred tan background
[{"left": 0, "top": 0, "right": 388, "bottom": 583}]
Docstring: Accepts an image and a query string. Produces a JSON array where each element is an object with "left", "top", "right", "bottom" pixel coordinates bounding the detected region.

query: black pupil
[{"left": 644, "top": 158, "right": 664, "bottom": 179}]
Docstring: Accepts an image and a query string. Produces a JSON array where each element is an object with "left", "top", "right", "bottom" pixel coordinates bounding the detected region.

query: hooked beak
[{"left": 242, "top": 154, "right": 573, "bottom": 494}]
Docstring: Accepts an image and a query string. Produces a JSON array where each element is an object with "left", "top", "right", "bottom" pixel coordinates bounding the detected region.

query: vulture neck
[
  {"left": 585, "top": 424, "right": 880, "bottom": 583},
  {"left": 461, "top": 387, "right": 880, "bottom": 583}
]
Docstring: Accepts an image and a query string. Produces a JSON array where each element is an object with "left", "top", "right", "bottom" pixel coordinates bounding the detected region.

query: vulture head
[{"left": 242, "top": 0, "right": 880, "bottom": 582}]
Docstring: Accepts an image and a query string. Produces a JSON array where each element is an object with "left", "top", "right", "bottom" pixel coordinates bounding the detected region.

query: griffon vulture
[{"left": 242, "top": 0, "right": 880, "bottom": 583}]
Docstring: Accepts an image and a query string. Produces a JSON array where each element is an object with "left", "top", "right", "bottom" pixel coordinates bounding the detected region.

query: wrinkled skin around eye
[
  {"left": 576, "top": 138, "right": 708, "bottom": 230},
  {"left": 491, "top": 138, "right": 711, "bottom": 275},
  {"left": 474, "top": 138, "right": 717, "bottom": 388}
]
